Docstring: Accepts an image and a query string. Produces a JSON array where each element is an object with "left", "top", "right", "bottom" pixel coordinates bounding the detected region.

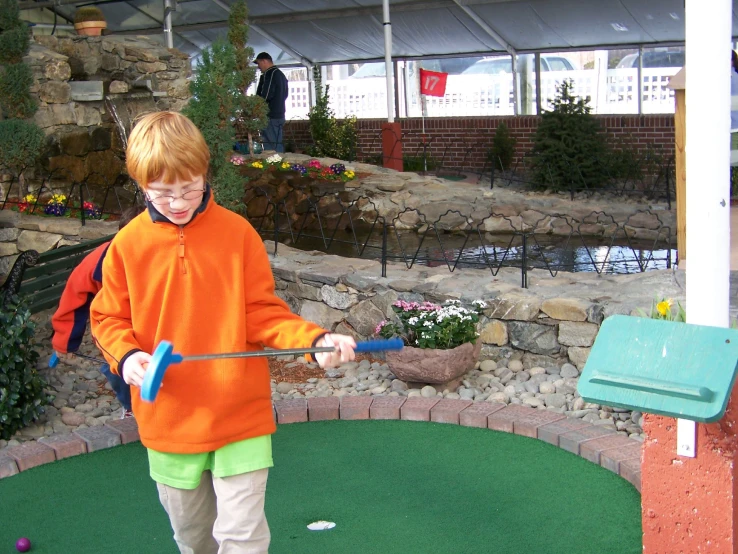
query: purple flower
[
  {"left": 291, "top": 163, "right": 307, "bottom": 175},
  {"left": 330, "top": 163, "right": 346, "bottom": 175},
  {"left": 44, "top": 203, "right": 66, "bottom": 217}
]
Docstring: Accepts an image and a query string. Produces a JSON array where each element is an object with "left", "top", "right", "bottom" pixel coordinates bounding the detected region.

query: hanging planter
[{"left": 73, "top": 6, "right": 107, "bottom": 36}]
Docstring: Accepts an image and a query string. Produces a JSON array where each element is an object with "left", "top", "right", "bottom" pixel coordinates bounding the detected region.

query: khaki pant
[{"left": 156, "top": 469, "right": 270, "bottom": 554}]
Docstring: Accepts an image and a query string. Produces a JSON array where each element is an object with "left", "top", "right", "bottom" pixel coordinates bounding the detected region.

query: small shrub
[
  {"left": 0, "top": 119, "right": 45, "bottom": 172},
  {"left": 530, "top": 79, "right": 608, "bottom": 192},
  {"left": 489, "top": 122, "right": 516, "bottom": 171},
  {"left": 0, "top": 24, "right": 29, "bottom": 65},
  {"left": 74, "top": 6, "right": 105, "bottom": 23},
  {"left": 0, "top": 295, "right": 52, "bottom": 441},
  {"left": 403, "top": 154, "right": 437, "bottom": 172},
  {"left": 0, "top": 63, "right": 37, "bottom": 119},
  {"left": 0, "top": 0, "right": 43, "bottom": 179},
  {"left": 308, "top": 67, "right": 358, "bottom": 161}
]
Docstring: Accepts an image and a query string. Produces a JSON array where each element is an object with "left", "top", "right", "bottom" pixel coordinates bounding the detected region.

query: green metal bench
[{"left": 0, "top": 234, "right": 115, "bottom": 314}]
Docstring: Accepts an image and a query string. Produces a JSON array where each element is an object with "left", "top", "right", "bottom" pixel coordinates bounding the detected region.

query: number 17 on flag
[{"left": 419, "top": 68, "right": 448, "bottom": 97}]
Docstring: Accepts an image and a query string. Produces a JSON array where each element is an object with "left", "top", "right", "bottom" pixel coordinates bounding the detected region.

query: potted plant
[
  {"left": 375, "top": 299, "right": 486, "bottom": 384},
  {"left": 74, "top": 6, "right": 107, "bottom": 36}
]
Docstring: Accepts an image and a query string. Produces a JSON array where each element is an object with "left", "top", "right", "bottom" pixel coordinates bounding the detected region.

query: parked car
[
  {"left": 461, "top": 55, "right": 577, "bottom": 75},
  {"left": 616, "top": 51, "right": 685, "bottom": 69}
]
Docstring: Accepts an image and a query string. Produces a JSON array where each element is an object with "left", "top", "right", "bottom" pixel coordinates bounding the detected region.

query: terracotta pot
[
  {"left": 385, "top": 340, "right": 482, "bottom": 384},
  {"left": 74, "top": 21, "right": 107, "bottom": 36}
]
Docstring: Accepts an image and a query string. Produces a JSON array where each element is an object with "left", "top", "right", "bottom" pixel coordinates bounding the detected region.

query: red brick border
[
  {"left": 401, "top": 397, "right": 441, "bottom": 422},
  {"left": 430, "top": 399, "right": 473, "bottom": 425},
  {"left": 38, "top": 433, "right": 87, "bottom": 459},
  {"left": 0, "top": 398, "right": 643, "bottom": 494},
  {"left": 308, "top": 397, "right": 340, "bottom": 421},
  {"left": 4, "top": 442, "right": 55, "bottom": 471}
]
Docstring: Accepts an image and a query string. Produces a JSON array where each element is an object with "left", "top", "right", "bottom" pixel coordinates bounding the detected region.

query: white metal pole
[
  {"left": 679, "top": 0, "right": 732, "bottom": 457},
  {"left": 637, "top": 45, "right": 643, "bottom": 114},
  {"left": 163, "top": 0, "right": 174, "bottom": 49},
  {"left": 382, "top": 0, "right": 395, "bottom": 122},
  {"left": 511, "top": 54, "right": 519, "bottom": 116}
]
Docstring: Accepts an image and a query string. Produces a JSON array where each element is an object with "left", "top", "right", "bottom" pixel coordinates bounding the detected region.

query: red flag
[{"left": 419, "top": 68, "right": 448, "bottom": 97}]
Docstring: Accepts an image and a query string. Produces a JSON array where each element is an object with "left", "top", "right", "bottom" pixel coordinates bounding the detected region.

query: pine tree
[
  {"left": 530, "top": 79, "right": 607, "bottom": 192},
  {"left": 228, "top": 0, "right": 267, "bottom": 154},
  {"left": 489, "top": 122, "right": 516, "bottom": 171},
  {"left": 0, "top": 0, "right": 44, "bottom": 180},
  {"left": 307, "top": 67, "right": 357, "bottom": 161},
  {"left": 181, "top": 40, "right": 244, "bottom": 213}
]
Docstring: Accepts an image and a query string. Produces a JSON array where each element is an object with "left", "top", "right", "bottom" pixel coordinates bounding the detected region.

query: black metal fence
[
  {"left": 0, "top": 168, "right": 142, "bottom": 225},
  {"left": 245, "top": 182, "right": 675, "bottom": 289}
]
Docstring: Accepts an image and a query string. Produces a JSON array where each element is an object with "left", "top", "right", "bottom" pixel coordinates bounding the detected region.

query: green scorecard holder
[{"left": 578, "top": 315, "right": 738, "bottom": 423}]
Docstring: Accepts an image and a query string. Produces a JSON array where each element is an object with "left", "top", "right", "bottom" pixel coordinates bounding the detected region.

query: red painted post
[
  {"left": 381, "top": 121, "right": 403, "bottom": 171},
  {"left": 642, "top": 388, "right": 738, "bottom": 552}
]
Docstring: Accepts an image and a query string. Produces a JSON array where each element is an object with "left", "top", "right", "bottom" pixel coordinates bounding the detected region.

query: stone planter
[{"left": 385, "top": 340, "right": 482, "bottom": 384}]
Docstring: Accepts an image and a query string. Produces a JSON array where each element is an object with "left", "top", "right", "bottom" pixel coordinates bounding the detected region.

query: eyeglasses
[{"left": 145, "top": 188, "right": 206, "bottom": 206}]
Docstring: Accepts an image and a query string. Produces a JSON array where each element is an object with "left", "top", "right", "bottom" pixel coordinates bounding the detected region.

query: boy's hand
[
  {"left": 315, "top": 334, "right": 356, "bottom": 369},
  {"left": 121, "top": 351, "right": 153, "bottom": 387},
  {"left": 54, "top": 351, "right": 75, "bottom": 363}
]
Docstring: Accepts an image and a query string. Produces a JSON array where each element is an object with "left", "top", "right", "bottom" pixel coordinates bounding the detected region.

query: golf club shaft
[
  {"left": 181, "top": 346, "right": 337, "bottom": 362},
  {"left": 74, "top": 352, "right": 107, "bottom": 364}
]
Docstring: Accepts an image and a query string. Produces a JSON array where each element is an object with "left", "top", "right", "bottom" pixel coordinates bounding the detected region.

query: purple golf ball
[{"left": 16, "top": 537, "right": 31, "bottom": 552}]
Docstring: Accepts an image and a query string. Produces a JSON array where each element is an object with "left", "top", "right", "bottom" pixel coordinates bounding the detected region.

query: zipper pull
[{"left": 179, "top": 228, "right": 187, "bottom": 274}]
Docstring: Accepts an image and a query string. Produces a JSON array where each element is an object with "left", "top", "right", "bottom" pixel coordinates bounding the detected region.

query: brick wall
[{"left": 282, "top": 115, "right": 675, "bottom": 173}]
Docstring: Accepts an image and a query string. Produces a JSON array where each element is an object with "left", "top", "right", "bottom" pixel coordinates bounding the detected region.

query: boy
[
  {"left": 51, "top": 205, "right": 143, "bottom": 419},
  {"left": 89, "top": 111, "right": 356, "bottom": 554}
]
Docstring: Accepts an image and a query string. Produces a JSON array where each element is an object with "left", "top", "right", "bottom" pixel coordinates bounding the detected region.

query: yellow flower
[
  {"left": 251, "top": 161, "right": 263, "bottom": 169},
  {"left": 281, "top": 162, "right": 291, "bottom": 169},
  {"left": 345, "top": 170, "right": 355, "bottom": 179},
  {"left": 656, "top": 300, "right": 672, "bottom": 317},
  {"left": 23, "top": 194, "right": 37, "bottom": 203}
]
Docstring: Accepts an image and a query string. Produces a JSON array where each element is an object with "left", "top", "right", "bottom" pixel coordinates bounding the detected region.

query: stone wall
[
  {"left": 0, "top": 210, "right": 688, "bottom": 371},
  {"left": 267, "top": 241, "right": 687, "bottom": 372},
  {"left": 0, "top": 211, "right": 118, "bottom": 277},
  {"left": 11, "top": 35, "right": 191, "bottom": 189}
]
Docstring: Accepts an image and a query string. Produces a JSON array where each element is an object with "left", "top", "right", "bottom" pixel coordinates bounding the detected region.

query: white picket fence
[{"left": 283, "top": 67, "right": 681, "bottom": 120}]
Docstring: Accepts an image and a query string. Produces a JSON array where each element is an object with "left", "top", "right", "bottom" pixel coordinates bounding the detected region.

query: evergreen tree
[
  {"left": 182, "top": 40, "right": 244, "bottom": 213},
  {"left": 228, "top": 0, "right": 267, "bottom": 154},
  {"left": 0, "top": 0, "right": 44, "bottom": 180},
  {"left": 530, "top": 79, "right": 607, "bottom": 192},
  {"left": 489, "top": 122, "right": 516, "bottom": 171},
  {"left": 308, "top": 67, "right": 357, "bottom": 161}
]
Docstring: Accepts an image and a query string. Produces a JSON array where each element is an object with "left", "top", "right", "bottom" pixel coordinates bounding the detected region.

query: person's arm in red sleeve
[{"left": 50, "top": 243, "right": 110, "bottom": 354}]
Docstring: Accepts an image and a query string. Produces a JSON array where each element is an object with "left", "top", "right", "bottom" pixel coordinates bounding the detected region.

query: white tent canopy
[{"left": 20, "top": 0, "right": 738, "bottom": 64}]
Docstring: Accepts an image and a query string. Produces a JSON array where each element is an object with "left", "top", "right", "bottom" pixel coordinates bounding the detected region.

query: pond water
[{"left": 271, "top": 228, "right": 676, "bottom": 275}]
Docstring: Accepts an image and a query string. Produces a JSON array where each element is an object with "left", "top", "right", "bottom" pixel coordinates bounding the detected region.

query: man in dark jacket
[{"left": 255, "top": 52, "right": 289, "bottom": 153}]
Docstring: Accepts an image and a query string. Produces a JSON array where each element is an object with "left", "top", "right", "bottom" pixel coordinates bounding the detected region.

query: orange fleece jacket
[{"left": 89, "top": 196, "right": 326, "bottom": 454}]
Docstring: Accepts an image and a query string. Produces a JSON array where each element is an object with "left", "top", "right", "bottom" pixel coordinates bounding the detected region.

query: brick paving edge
[{"left": 0, "top": 399, "right": 642, "bottom": 492}]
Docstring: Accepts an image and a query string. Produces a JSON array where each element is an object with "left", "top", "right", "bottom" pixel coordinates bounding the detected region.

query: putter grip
[{"left": 354, "top": 338, "right": 404, "bottom": 352}]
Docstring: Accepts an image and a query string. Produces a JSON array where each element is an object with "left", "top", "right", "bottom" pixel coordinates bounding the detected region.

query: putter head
[
  {"left": 140, "top": 341, "right": 183, "bottom": 402},
  {"left": 49, "top": 352, "right": 59, "bottom": 369}
]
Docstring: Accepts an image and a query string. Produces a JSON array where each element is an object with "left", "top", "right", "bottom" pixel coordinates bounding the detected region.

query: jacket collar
[{"left": 146, "top": 183, "right": 212, "bottom": 226}]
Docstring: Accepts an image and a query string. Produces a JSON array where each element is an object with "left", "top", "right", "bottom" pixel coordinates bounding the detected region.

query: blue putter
[{"left": 140, "top": 337, "right": 404, "bottom": 403}]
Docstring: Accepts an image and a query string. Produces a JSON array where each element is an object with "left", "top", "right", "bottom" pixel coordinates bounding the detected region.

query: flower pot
[
  {"left": 74, "top": 21, "right": 107, "bottom": 36},
  {"left": 385, "top": 340, "right": 482, "bottom": 384}
]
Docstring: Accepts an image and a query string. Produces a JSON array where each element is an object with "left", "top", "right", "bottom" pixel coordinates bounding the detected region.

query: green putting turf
[{"left": 0, "top": 420, "right": 642, "bottom": 553}]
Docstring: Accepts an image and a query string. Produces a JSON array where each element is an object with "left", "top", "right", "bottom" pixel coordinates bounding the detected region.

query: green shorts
[{"left": 148, "top": 434, "right": 273, "bottom": 490}]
